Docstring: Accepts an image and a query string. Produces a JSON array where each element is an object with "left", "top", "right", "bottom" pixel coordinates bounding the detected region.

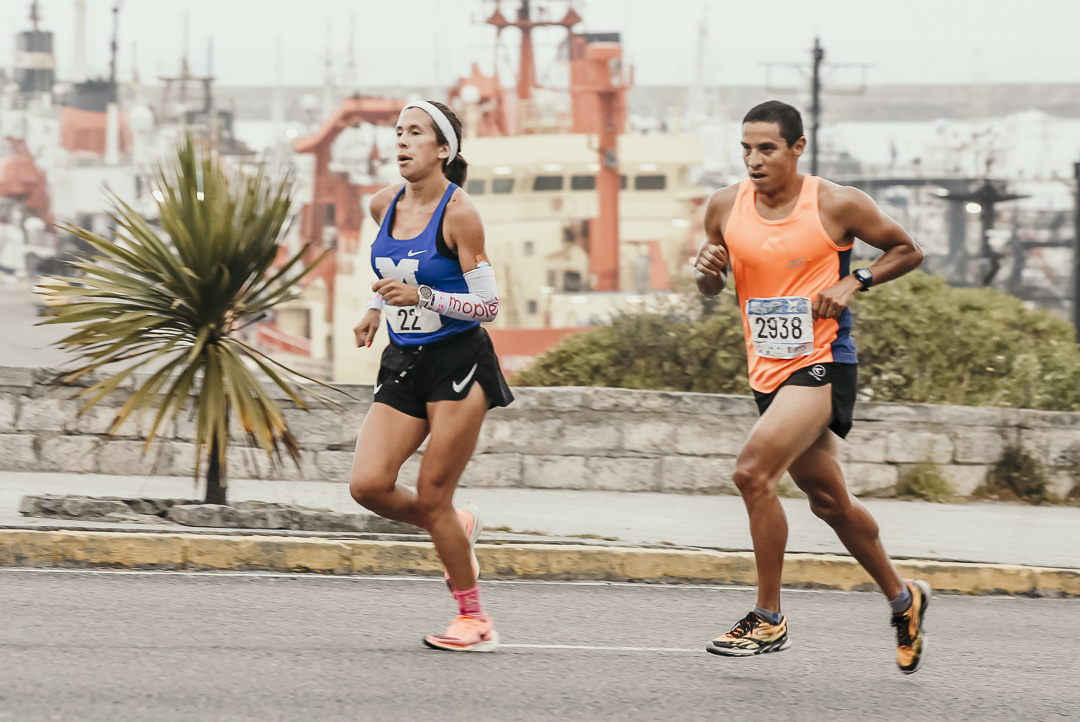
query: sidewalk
[{"left": 2, "top": 471, "right": 1078, "bottom": 569}]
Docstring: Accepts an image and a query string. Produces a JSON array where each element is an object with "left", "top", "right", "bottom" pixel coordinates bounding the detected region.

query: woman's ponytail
[{"left": 444, "top": 154, "right": 468, "bottom": 187}]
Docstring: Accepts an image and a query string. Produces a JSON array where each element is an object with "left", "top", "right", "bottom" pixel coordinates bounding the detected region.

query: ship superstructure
[{"left": 282, "top": 0, "right": 707, "bottom": 382}]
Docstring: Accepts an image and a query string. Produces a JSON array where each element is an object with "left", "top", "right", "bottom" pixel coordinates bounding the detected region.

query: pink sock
[{"left": 452, "top": 585, "right": 486, "bottom": 620}]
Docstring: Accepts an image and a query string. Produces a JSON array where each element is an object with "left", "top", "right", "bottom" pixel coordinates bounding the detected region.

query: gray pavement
[
  {"left": 3, "top": 470, "right": 1079, "bottom": 568},
  {"left": 1, "top": 569, "right": 1077, "bottom": 721}
]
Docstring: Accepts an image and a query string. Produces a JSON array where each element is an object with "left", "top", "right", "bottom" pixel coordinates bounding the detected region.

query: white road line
[{"left": 502, "top": 643, "right": 700, "bottom": 653}]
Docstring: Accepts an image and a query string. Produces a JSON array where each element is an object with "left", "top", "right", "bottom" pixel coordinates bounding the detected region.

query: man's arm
[
  {"left": 694, "top": 186, "right": 737, "bottom": 297},
  {"left": 837, "top": 187, "right": 924, "bottom": 285},
  {"left": 813, "top": 185, "right": 924, "bottom": 321}
]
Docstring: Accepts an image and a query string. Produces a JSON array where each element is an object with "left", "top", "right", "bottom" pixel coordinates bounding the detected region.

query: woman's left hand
[{"left": 372, "top": 278, "right": 420, "bottom": 307}]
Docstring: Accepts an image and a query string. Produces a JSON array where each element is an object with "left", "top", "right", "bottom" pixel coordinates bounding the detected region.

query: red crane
[
  {"left": 290, "top": 95, "right": 407, "bottom": 332},
  {"left": 485, "top": 0, "right": 581, "bottom": 135},
  {"left": 484, "top": 1, "right": 629, "bottom": 290},
  {"left": 567, "top": 37, "right": 628, "bottom": 291}
]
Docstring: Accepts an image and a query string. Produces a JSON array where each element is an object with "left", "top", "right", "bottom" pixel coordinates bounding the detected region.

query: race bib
[
  {"left": 387, "top": 306, "right": 443, "bottom": 335},
  {"left": 746, "top": 296, "right": 814, "bottom": 359}
]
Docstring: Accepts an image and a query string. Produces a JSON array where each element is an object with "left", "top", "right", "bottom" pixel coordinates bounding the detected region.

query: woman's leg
[
  {"left": 416, "top": 382, "right": 490, "bottom": 592},
  {"left": 348, "top": 402, "right": 430, "bottom": 526}
]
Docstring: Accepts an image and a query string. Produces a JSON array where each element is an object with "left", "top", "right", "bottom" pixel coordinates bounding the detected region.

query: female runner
[{"left": 350, "top": 100, "right": 513, "bottom": 652}]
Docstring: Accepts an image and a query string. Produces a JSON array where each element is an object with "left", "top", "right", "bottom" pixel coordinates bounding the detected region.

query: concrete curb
[{"left": 1, "top": 529, "right": 1077, "bottom": 597}]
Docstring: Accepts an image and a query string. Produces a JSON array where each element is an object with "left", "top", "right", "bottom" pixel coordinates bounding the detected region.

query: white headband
[{"left": 400, "top": 101, "right": 458, "bottom": 164}]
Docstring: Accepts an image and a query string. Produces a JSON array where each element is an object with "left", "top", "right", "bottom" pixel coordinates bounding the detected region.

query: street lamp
[{"left": 938, "top": 180, "right": 1027, "bottom": 286}]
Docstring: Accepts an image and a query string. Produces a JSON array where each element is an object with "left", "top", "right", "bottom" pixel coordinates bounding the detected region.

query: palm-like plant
[{"left": 39, "top": 137, "right": 333, "bottom": 505}]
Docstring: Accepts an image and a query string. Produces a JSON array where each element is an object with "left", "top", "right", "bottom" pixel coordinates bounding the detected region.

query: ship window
[
  {"left": 634, "top": 175, "right": 667, "bottom": 191},
  {"left": 533, "top": 175, "right": 564, "bottom": 192},
  {"left": 276, "top": 308, "right": 311, "bottom": 339},
  {"left": 563, "top": 270, "right": 583, "bottom": 292},
  {"left": 570, "top": 175, "right": 596, "bottom": 191},
  {"left": 466, "top": 179, "right": 486, "bottom": 195},
  {"left": 527, "top": 300, "right": 538, "bottom": 315},
  {"left": 492, "top": 178, "right": 515, "bottom": 194}
]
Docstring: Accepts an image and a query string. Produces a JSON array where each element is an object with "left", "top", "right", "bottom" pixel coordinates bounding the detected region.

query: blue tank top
[{"left": 370, "top": 183, "right": 479, "bottom": 346}]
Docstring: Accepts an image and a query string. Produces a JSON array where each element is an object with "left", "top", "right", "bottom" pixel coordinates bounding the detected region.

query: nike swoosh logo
[
  {"left": 407, "top": 250, "right": 427, "bottom": 257},
  {"left": 373, "top": 384, "right": 382, "bottom": 395},
  {"left": 451, "top": 363, "right": 478, "bottom": 394}
]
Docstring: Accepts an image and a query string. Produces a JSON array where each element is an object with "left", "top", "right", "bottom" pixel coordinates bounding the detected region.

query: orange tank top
[{"left": 724, "top": 175, "right": 857, "bottom": 394}]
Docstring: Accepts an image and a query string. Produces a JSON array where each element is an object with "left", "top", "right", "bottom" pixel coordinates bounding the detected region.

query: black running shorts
[
  {"left": 752, "top": 362, "right": 857, "bottom": 439},
  {"left": 373, "top": 326, "right": 514, "bottom": 420}
]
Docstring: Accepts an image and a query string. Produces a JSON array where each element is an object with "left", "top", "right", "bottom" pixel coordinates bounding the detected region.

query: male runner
[{"left": 695, "top": 100, "right": 929, "bottom": 673}]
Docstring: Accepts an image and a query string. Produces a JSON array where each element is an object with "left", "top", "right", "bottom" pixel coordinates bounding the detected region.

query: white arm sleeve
[
  {"left": 366, "top": 293, "right": 385, "bottom": 311},
  {"left": 427, "top": 264, "right": 499, "bottom": 322}
]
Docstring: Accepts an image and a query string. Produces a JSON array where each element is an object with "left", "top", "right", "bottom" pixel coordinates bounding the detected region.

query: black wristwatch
[{"left": 853, "top": 267, "right": 873, "bottom": 292}]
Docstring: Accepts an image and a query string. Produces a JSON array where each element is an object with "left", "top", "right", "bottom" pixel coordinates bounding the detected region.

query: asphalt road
[{"left": 1, "top": 570, "right": 1077, "bottom": 721}]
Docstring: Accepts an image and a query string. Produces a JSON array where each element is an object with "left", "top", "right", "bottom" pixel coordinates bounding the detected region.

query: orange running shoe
[
  {"left": 423, "top": 614, "right": 500, "bottom": 652},
  {"left": 706, "top": 611, "right": 790, "bottom": 657},
  {"left": 893, "top": 579, "right": 932, "bottom": 674},
  {"left": 444, "top": 503, "right": 482, "bottom": 590}
]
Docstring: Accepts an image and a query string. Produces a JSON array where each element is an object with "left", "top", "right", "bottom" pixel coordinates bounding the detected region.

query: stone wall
[{"left": 2, "top": 366, "right": 1079, "bottom": 498}]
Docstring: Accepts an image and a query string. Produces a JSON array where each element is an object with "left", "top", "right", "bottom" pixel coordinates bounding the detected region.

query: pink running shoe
[
  {"left": 444, "top": 503, "right": 482, "bottom": 589},
  {"left": 423, "top": 614, "right": 499, "bottom": 652}
]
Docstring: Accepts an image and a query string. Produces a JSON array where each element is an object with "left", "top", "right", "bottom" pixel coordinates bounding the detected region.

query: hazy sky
[{"left": 3, "top": 0, "right": 1079, "bottom": 89}]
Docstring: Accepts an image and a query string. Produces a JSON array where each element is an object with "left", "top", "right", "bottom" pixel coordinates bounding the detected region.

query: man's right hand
[
  {"left": 353, "top": 309, "right": 381, "bottom": 348},
  {"left": 695, "top": 242, "right": 728, "bottom": 279},
  {"left": 694, "top": 241, "right": 728, "bottom": 297}
]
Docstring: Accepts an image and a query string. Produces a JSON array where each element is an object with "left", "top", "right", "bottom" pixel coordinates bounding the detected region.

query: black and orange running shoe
[
  {"left": 892, "top": 579, "right": 932, "bottom": 674},
  {"left": 706, "top": 611, "right": 790, "bottom": 657}
]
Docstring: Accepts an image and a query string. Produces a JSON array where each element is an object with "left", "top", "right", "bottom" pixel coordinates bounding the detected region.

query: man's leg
[
  {"left": 789, "top": 428, "right": 932, "bottom": 674},
  {"left": 787, "top": 430, "right": 904, "bottom": 600},
  {"left": 707, "top": 384, "right": 834, "bottom": 657},
  {"left": 733, "top": 384, "right": 834, "bottom": 614}
]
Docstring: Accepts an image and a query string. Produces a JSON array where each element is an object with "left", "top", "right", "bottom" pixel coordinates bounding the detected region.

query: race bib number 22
[
  {"left": 746, "top": 296, "right": 814, "bottom": 359},
  {"left": 387, "top": 306, "right": 443, "bottom": 335}
]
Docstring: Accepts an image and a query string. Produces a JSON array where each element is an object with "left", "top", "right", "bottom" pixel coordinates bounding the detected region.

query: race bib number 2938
[{"left": 746, "top": 296, "right": 814, "bottom": 359}]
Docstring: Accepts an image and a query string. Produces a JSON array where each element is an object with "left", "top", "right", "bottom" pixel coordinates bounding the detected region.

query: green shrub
[
  {"left": 898, "top": 462, "right": 954, "bottom": 503},
  {"left": 515, "top": 287, "right": 749, "bottom": 393},
  {"left": 983, "top": 446, "right": 1053, "bottom": 505},
  {"left": 516, "top": 271, "right": 1080, "bottom": 412},
  {"left": 851, "top": 272, "right": 1080, "bottom": 410}
]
